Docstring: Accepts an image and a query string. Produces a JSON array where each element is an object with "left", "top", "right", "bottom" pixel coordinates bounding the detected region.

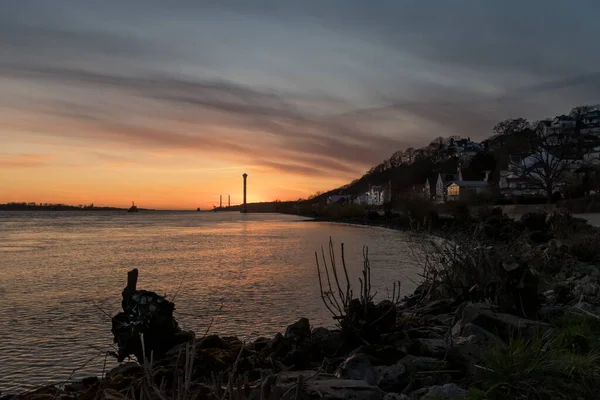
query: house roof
[
  {"left": 449, "top": 181, "right": 488, "bottom": 188},
  {"left": 554, "top": 115, "right": 576, "bottom": 122},
  {"left": 584, "top": 110, "right": 600, "bottom": 119}
]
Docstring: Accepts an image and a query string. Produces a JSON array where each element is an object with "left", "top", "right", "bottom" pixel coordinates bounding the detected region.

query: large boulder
[
  {"left": 452, "top": 302, "right": 550, "bottom": 342},
  {"left": 311, "top": 327, "right": 343, "bottom": 357},
  {"left": 284, "top": 318, "right": 311, "bottom": 342},
  {"left": 374, "top": 364, "right": 407, "bottom": 393},
  {"left": 350, "top": 344, "right": 407, "bottom": 366},
  {"left": 409, "top": 338, "right": 447, "bottom": 358}
]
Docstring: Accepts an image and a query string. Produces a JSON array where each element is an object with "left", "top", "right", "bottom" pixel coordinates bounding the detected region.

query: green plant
[
  {"left": 478, "top": 315, "right": 600, "bottom": 400},
  {"left": 463, "top": 388, "right": 486, "bottom": 400}
]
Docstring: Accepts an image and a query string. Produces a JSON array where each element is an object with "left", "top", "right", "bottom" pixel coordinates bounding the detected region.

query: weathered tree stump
[{"left": 111, "top": 269, "right": 194, "bottom": 362}]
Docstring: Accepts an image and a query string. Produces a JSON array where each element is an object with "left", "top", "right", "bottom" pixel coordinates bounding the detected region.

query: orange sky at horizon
[
  {"left": 0, "top": 150, "right": 347, "bottom": 209},
  {"left": 0, "top": 100, "right": 363, "bottom": 210}
]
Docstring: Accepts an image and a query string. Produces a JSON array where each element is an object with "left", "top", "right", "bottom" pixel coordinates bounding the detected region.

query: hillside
[{"left": 310, "top": 104, "right": 600, "bottom": 203}]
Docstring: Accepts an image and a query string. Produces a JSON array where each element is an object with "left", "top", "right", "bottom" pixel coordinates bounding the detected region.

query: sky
[{"left": 1, "top": 1, "right": 599, "bottom": 209}]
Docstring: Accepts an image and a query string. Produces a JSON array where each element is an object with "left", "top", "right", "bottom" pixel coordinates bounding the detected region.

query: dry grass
[
  {"left": 410, "top": 231, "right": 506, "bottom": 304},
  {"left": 315, "top": 238, "right": 402, "bottom": 342}
]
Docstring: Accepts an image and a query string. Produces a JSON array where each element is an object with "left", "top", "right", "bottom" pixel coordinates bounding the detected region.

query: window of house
[{"left": 448, "top": 184, "right": 459, "bottom": 196}]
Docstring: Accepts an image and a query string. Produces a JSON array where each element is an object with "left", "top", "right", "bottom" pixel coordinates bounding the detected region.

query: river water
[{"left": 0, "top": 211, "right": 420, "bottom": 392}]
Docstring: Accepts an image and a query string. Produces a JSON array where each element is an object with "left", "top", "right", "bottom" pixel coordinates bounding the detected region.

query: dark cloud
[{"left": 0, "top": 63, "right": 405, "bottom": 175}]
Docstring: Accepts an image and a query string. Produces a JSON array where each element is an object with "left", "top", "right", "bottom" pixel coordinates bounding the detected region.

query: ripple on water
[{"left": 0, "top": 211, "right": 421, "bottom": 393}]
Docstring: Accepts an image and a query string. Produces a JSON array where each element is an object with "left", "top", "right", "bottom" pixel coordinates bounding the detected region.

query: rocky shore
[{"left": 3, "top": 209, "right": 600, "bottom": 400}]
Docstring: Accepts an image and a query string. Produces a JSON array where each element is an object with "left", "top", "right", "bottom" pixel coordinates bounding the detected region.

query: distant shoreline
[{"left": 0, "top": 204, "right": 155, "bottom": 212}]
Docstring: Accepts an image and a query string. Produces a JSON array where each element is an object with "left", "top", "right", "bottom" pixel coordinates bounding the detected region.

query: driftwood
[{"left": 111, "top": 268, "right": 194, "bottom": 362}]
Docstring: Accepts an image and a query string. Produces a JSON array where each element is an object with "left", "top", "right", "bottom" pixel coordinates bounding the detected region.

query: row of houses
[
  {"left": 327, "top": 183, "right": 392, "bottom": 206},
  {"left": 537, "top": 111, "right": 600, "bottom": 137},
  {"left": 326, "top": 110, "right": 600, "bottom": 206}
]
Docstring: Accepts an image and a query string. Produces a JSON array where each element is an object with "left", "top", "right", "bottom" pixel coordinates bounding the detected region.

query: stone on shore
[
  {"left": 452, "top": 302, "right": 550, "bottom": 342},
  {"left": 285, "top": 317, "right": 311, "bottom": 341},
  {"left": 335, "top": 353, "right": 377, "bottom": 385},
  {"left": 411, "top": 383, "right": 468, "bottom": 399}
]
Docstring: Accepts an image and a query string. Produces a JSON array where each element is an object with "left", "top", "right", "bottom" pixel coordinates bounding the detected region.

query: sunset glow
[{"left": 1, "top": 1, "right": 599, "bottom": 209}]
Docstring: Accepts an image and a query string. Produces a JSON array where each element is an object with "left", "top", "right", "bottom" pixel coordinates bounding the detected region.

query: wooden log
[{"left": 122, "top": 268, "right": 139, "bottom": 311}]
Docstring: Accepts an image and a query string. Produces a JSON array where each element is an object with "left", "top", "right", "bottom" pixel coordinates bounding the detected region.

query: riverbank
[{"left": 3, "top": 210, "right": 600, "bottom": 399}]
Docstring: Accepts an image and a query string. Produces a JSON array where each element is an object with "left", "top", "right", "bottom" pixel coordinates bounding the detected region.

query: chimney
[
  {"left": 457, "top": 166, "right": 463, "bottom": 182},
  {"left": 220, "top": 194, "right": 222, "bottom": 208},
  {"left": 228, "top": 194, "right": 231, "bottom": 207},
  {"left": 484, "top": 170, "right": 491, "bottom": 182}
]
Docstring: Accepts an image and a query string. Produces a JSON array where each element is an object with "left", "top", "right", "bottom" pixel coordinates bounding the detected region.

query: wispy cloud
[
  {"left": 1, "top": 0, "right": 599, "bottom": 193},
  {"left": 0, "top": 154, "right": 51, "bottom": 168}
]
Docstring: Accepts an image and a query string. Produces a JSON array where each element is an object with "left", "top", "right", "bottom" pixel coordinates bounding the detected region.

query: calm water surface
[{"left": 0, "top": 211, "right": 420, "bottom": 392}]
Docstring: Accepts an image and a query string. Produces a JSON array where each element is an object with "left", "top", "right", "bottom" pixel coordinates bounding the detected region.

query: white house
[
  {"left": 537, "top": 120, "right": 553, "bottom": 136},
  {"left": 550, "top": 115, "right": 576, "bottom": 133},
  {"left": 367, "top": 185, "right": 386, "bottom": 206},
  {"left": 582, "top": 110, "right": 600, "bottom": 136}
]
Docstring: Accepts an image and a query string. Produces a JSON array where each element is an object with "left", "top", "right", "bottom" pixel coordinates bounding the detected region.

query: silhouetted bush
[
  {"left": 367, "top": 210, "right": 380, "bottom": 220},
  {"left": 479, "top": 211, "right": 520, "bottom": 242},
  {"left": 519, "top": 212, "right": 548, "bottom": 232},
  {"left": 324, "top": 204, "right": 368, "bottom": 220}
]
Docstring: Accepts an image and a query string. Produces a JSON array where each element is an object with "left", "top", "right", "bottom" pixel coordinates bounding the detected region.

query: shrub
[
  {"left": 396, "top": 197, "right": 438, "bottom": 226},
  {"left": 412, "top": 228, "right": 539, "bottom": 317},
  {"left": 366, "top": 210, "right": 380, "bottom": 220},
  {"left": 315, "top": 238, "right": 402, "bottom": 344},
  {"left": 321, "top": 204, "right": 367, "bottom": 220},
  {"left": 479, "top": 212, "right": 520, "bottom": 242},
  {"left": 519, "top": 211, "right": 548, "bottom": 232},
  {"left": 567, "top": 233, "right": 600, "bottom": 263},
  {"left": 479, "top": 314, "right": 600, "bottom": 400}
]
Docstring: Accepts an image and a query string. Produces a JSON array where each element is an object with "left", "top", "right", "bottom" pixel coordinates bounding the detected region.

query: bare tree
[
  {"left": 389, "top": 150, "right": 404, "bottom": 167},
  {"left": 512, "top": 130, "right": 582, "bottom": 201},
  {"left": 426, "top": 137, "right": 448, "bottom": 162},
  {"left": 569, "top": 104, "right": 600, "bottom": 122},
  {"left": 404, "top": 147, "right": 415, "bottom": 164},
  {"left": 493, "top": 118, "right": 530, "bottom": 136}
]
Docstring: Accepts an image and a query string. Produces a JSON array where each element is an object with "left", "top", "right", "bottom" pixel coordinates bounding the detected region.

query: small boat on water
[{"left": 128, "top": 202, "right": 139, "bottom": 213}]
